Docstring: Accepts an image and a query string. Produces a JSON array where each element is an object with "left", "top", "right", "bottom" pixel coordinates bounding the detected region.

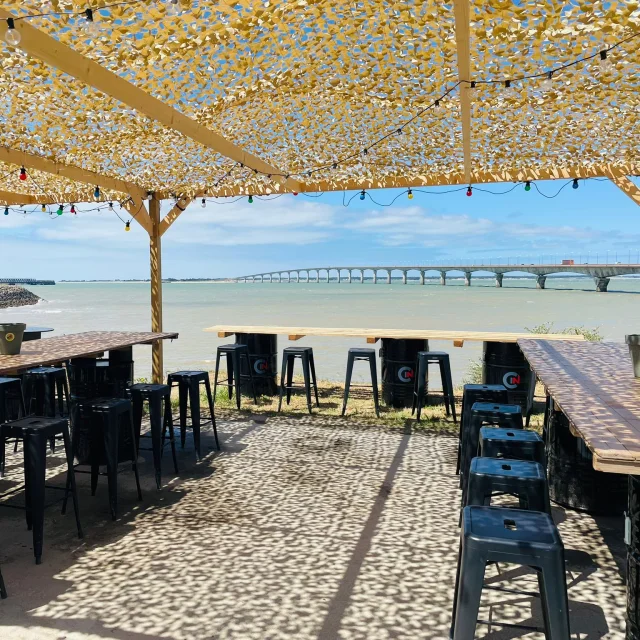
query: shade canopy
[{"left": 0, "top": 0, "right": 638, "bottom": 208}]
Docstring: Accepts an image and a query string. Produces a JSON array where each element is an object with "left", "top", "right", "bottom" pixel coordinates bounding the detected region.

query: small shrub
[{"left": 525, "top": 323, "right": 603, "bottom": 342}]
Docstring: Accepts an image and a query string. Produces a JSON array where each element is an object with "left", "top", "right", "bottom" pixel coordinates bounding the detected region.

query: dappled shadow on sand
[{"left": 0, "top": 412, "right": 626, "bottom": 639}]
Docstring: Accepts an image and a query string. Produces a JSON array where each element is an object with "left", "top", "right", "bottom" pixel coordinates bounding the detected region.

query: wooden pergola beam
[
  {"left": 0, "top": 190, "right": 61, "bottom": 206},
  {"left": 159, "top": 197, "right": 193, "bottom": 236},
  {"left": 605, "top": 168, "right": 640, "bottom": 207},
  {"left": 122, "top": 198, "right": 152, "bottom": 235},
  {"left": 453, "top": 0, "right": 472, "bottom": 184},
  {"left": 0, "top": 12, "right": 303, "bottom": 195}
]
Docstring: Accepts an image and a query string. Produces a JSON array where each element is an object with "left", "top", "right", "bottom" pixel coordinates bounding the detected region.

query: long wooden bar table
[
  {"left": 0, "top": 331, "right": 178, "bottom": 375},
  {"left": 517, "top": 338, "right": 640, "bottom": 638},
  {"left": 205, "top": 325, "right": 585, "bottom": 407}
]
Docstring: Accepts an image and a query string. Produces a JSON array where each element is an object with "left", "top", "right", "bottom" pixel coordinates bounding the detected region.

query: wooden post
[{"left": 149, "top": 195, "right": 163, "bottom": 383}]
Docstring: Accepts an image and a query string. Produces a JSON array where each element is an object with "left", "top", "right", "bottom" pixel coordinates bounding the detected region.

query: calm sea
[{"left": 3, "top": 278, "right": 639, "bottom": 385}]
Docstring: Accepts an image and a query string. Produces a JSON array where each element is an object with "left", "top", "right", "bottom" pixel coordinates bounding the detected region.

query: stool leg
[
  {"left": 61, "top": 423, "right": 83, "bottom": 538},
  {"left": 55, "top": 376, "right": 65, "bottom": 417},
  {"left": 309, "top": 352, "right": 319, "bottom": 408},
  {"left": 164, "top": 394, "right": 179, "bottom": 472},
  {"left": 129, "top": 410, "right": 143, "bottom": 502},
  {"left": 232, "top": 352, "right": 242, "bottom": 410},
  {"left": 369, "top": 356, "right": 380, "bottom": 418},
  {"left": 438, "top": 359, "right": 451, "bottom": 417},
  {"left": 452, "top": 545, "right": 486, "bottom": 640},
  {"left": 446, "top": 362, "right": 457, "bottom": 424},
  {"left": 226, "top": 353, "right": 234, "bottom": 400},
  {"left": 301, "top": 352, "right": 312, "bottom": 414},
  {"left": 415, "top": 358, "right": 427, "bottom": 422},
  {"left": 25, "top": 431, "right": 47, "bottom": 564},
  {"left": 0, "top": 566, "right": 6, "bottom": 599},
  {"left": 539, "top": 554, "right": 571, "bottom": 640},
  {"left": 178, "top": 381, "right": 188, "bottom": 449},
  {"left": 203, "top": 378, "right": 220, "bottom": 451},
  {"left": 149, "top": 393, "right": 163, "bottom": 489},
  {"left": 213, "top": 351, "right": 222, "bottom": 401},
  {"left": 90, "top": 412, "right": 100, "bottom": 497},
  {"left": 277, "top": 355, "right": 288, "bottom": 412},
  {"left": 342, "top": 352, "right": 355, "bottom": 416},
  {"left": 286, "top": 354, "right": 295, "bottom": 405},
  {"left": 188, "top": 381, "right": 202, "bottom": 459},
  {"left": 23, "top": 433, "right": 33, "bottom": 531},
  {"left": 0, "top": 428, "right": 5, "bottom": 478},
  {"left": 245, "top": 353, "right": 258, "bottom": 405},
  {"left": 131, "top": 392, "right": 144, "bottom": 444},
  {"left": 102, "top": 412, "right": 119, "bottom": 520},
  {"left": 45, "top": 376, "right": 55, "bottom": 417}
]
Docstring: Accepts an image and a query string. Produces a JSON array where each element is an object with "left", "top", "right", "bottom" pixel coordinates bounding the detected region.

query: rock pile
[{"left": 0, "top": 284, "right": 41, "bottom": 309}]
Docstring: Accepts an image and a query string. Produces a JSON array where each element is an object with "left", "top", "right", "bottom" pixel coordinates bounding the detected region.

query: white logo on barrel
[
  {"left": 254, "top": 358, "right": 268, "bottom": 374},
  {"left": 4, "top": 333, "right": 15, "bottom": 342},
  {"left": 398, "top": 366, "right": 414, "bottom": 383},
  {"left": 502, "top": 371, "right": 521, "bottom": 390}
]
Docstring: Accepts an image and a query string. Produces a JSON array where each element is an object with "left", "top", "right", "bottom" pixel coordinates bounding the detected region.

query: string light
[
  {"left": 57, "top": 204, "right": 64, "bottom": 215},
  {"left": 572, "top": 178, "right": 580, "bottom": 190},
  {"left": 108, "top": 202, "right": 114, "bottom": 210},
  {"left": 4, "top": 18, "right": 21, "bottom": 46},
  {"left": 70, "top": 204, "right": 76, "bottom": 214},
  {"left": 3, "top": 207, "right": 8, "bottom": 216},
  {"left": 201, "top": 197, "right": 206, "bottom": 208},
  {"left": 40, "top": 204, "right": 46, "bottom": 212},
  {"left": 83, "top": 8, "right": 98, "bottom": 35},
  {"left": 524, "top": 181, "right": 531, "bottom": 192},
  {"left": 93, "top": 186, "right": 100, "bottom": 199},
  {"left": 125, "top": 220, "right": 131, "bottom": 232},
  {"left": 293, "top": 192, "right": 299, "bottom": 196},
  {"left": 359, "top": 190, "right": 366, "bottom": 201},
  {"left": 248, "top": 195, "right": 253, "bottom": 204},
  {"left": 599, "top": 50, "right": 613, "bottom": 73},
  {"left": 19, "top": 167, "right": 27, "bottom": 181},
  {"left": 407, "top": 189, "right": 413, "bottom": 200},
  {"left": 466, "top": 186, "right": 473, "bottom": 197},
  {"left": 541, "top": 71, "right": 554, "bottom": 91},
  {"left": 166, "top": 0, "right": 181, "bottom": 16}
]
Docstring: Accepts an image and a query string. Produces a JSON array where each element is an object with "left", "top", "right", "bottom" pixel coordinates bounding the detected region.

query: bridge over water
[
  {"left": 0, "top": 278, "right": 55, "bottom": 286},
  {"left": 234, "top": 264, "right": 640, "bottom": 292}
]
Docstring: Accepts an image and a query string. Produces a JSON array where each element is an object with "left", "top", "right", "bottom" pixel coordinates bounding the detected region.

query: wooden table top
[
  {"left": 205, "top": 325, "right": 586, "bottom": 347},
  {"left": 518, "top": 339, "right": 640, "bottom": 474},
  {"left": 0, "top": 331, "right": 178, "bottom": 374}
]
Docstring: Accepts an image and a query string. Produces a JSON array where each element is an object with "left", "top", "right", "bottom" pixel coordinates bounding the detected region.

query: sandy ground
[{"left": 0, "top": 407, "right": 627, "bottom": 639}]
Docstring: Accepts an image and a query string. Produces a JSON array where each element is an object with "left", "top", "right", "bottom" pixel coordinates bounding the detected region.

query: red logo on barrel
[
  {"left": 398, "top": 366, "right": 414, "bottom": 383},
  {"left": 502, "top": 371, "right": 521, "bottom": 390}
]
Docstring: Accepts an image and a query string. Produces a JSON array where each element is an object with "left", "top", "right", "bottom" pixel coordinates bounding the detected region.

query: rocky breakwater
[{"left": 0, "top": 284, "right": 41, "bottom": 309}]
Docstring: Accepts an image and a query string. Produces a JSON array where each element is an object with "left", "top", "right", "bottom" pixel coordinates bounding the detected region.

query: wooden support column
[
  {"left": 149, "top": 195, "right": 163, "bottom": 383},
  {"left": 606, "top": 169, "right": 640, "bottom": 207}
]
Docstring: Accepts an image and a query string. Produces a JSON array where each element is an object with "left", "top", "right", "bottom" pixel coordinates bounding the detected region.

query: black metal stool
[
  {"left": 464, "top": 457, "right": 551, "bottom": 514},
  {"left": 451, "top": 506, "right": 570, "bottom": 639},
  {"left": 69, "top": 398, "right": 142, "bottom": 521},
  {"left": 23, "top": 366, "right": 71, "bottom": 418},
  {"left": 213, "top": 345, "right": 257, "bottom": 410},
  {"left": 278, "top": 346, "right": 319, "bottom": 414},
  {"left": 167, "top": 371, "right": 219, "bottom": 459},
  {"left": 342, "top": 348, "right": 380, "bottom": 417},
  {"left": 479, "top": 426, "right": 545, "bottom": 465},
  {"left": 0, "top": 416, "right": 82, "bottom": 564},
  {"left": 130, "top": 384, "right": 179, "bottom": 489},
  {"left": 0, "top": 377, "right": 26, "bottom": 423},
  {"left": 460, "top": 402, "right": 523, "bottom": 493},
  {"left": 0, "top": 565, "right": 6, "bottom": 598},
  {"left": 457, "top": 384, "right": 508, "bottom": 476},
  {"left": 411, "top": 351, "right": 456, "bottom": 423}
]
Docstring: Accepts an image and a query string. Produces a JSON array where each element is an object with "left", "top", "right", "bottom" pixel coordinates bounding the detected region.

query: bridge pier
[
  {"left": 495, "top": 273, "right": 503, "bottom": 288},
  {"left": 419, "top": 270, "right": 425, "bottom": 285},
  {"left": 360, "top": 269, "right": 364, "bottom": 284},
  {"left": 440, "top": 272, "right": 446, "bottom": 286},
  {"left": 348, "top": 269, "right": 352, "bottom": 284},
  {"left": 402, "top": 270, "right": 407, "bottom": 285},
  {"left": 325, "top": 270, "right": 330, "bottom": 283},
  {"left": 386, "top": 270, "right": 392, "bottom": 284},
  {"left": 536, "top": 275, "right": 547, "bottom": 290},
  {"left": 294, "top": 271, "right": 299, "bottom": 283},
  {"left": 595, "top": 277, "right": 610, "bottom": 292},
  {"left": 373, "top": 270, "right": 377, "bottom": 284},
  {"left": 337, "top": 269, "right": 341, "bottom": 284},
  {"left": 464, "top": 271, "right": 472, "bottom": 286}
]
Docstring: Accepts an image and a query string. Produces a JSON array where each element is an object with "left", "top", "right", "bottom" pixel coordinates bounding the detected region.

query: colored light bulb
[
  {"left": 359, "top": 190, "right": 366, "bottom": 201},
  {"left": 3, "top": 207, "right": 8, "bottom": 216},
  {"left": 70, "top": 204, "right": 76, "bottom": 214},
  {"left": 125, "top": 221, "right": 131, "bottom": 232},
  {"left": 4, "top": 18, "right": 21, "bottom": 46},
  {"left": 466, "top": 186, "right": 473, "bottom": 197},
  {"left": 41, "top": 204, "right": 46, "bottom": 212},
  {"left": 201, "top": 198, "right": 206, "bottom": 208},
  {"left": 572, "top": 179, "right": 579, "bottom": 190},
  {"left": 524, "top": 181, "right": 531, "bottom": 192},
  {"left": 94, "top": 186, "right": 100, "bottom": 199},
  {"left": 57, "top": 205, "right": 63, "bottom": 215},
  {"left": 248, "top": 195, "right": 253, "bottom": 204},
  {"left": 407, "top": 189, "right": 413, "bottom": 200},
  {"left": 19, "top": 166, "right": 27, "bottom": 181},
  {"left": 293, "top": 192, "right": 298, "bottom": 196}
]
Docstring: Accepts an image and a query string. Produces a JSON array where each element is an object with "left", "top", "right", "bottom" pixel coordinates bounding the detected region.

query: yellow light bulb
[{"left": 125, "top": 221, "right": 131, "bottom": 232}]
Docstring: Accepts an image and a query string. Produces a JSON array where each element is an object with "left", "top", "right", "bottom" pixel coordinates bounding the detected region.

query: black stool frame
[
  {"left": 213, "top": 345, "right": 258, "bottom": 410},
  {"left": 411, "top": 351, "right": 457, "bottom": 423},
  {"left": 278, "top": 347, "right": 320, "bottom": 414},
  {"left": 342, "top": 348, "right": 380, "bottom": 418}
]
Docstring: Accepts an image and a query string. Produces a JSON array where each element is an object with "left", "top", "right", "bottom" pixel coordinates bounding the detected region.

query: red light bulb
[
  {"left": 466, "top": 186, "right": 473, "bottom": 197},
  {"left": 19, "top": 167, "right": 27, "bottom": 181},
  {"left": 70, "top": 204, "right": 76, "bottom": 214},
  {"left": 293, "top": 192, "right": 298, "bottom": 196}
]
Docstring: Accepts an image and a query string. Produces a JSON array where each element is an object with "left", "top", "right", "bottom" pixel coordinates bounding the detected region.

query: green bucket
[{"left": 0, "top": 323, "right": 26, "bottom": 355}]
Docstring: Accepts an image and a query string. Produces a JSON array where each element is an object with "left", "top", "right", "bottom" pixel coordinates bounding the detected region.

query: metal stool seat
[
  {"left": 0, "top": 416, "right": 82, "bottom": 564},
  {"left": 130, "top": 383, "right": 178, "bottom": 489},
  {"left": 213, "top": 345, "right": 257, "bottom": 410},
  {"left": 167, "top": 370, "right": 219, "bottom": 458},
  {"left": 412, "top": 351, "right": 457, "bottom": 423},
  {"left": 23, "top": 366, "right": 71, "bottom": 418},
  {"left": 479, "top": 427, "right": 545, "bottom": 465},
  {"left": 464, "top": 456, "right": 551, "bottom": 514},
  {"left": 460, "top": 402, "right": 523, "bottom": 493},
  {"left": 451, "top": 506, "right": 570, "bottom": 639},
  {"left": 278, "top": 346, "right": 319, "bottom": 414},
  {"left": 342, "top": 348, "right": 380, "bottom": 418}
]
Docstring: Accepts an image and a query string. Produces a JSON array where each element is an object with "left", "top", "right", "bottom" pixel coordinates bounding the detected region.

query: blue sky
[{"left": 1, "top": 178, "right": 639, "bottom": 280}]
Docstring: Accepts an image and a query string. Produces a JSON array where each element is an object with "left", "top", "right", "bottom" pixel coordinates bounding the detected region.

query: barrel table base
[
  {"left": 235, "top": 333, "right": 278, "bottom": 397},
  {"left": 380, "top": 338, "right": 428, "bottom": 408}
]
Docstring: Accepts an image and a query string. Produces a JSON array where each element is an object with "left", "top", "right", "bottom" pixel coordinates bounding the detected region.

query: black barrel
[
  {"left": 546, "top": 406, "right": 627, "bottom": 515},
  {"left": 482, "top": 342, "right": 535, "bottom": 415},
  {"left": 380, "top": 338, "right": 428, "bottom": 408},
  {"left": 236, "top": 333, "right": 278, "bottom": 396},
  {"left": 628, "top": 476, "right": 640, "bottom": 640}
]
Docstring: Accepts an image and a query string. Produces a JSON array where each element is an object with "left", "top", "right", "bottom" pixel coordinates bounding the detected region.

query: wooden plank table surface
[
  {"left": 204, "top": 325, "right": 586, "bottom": 347},
  {"left": 0, "top": 331, "right": 178, "bottom": 375},
  {"left": 518, "top": 339, "right": 640, "bottom": 474}
]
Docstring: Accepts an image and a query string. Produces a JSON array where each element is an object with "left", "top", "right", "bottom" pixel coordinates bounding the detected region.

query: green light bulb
[
  {"left": 248, "top": 195, "right": 253, "bottom": 204},
  {"left": 524, "top": 181, "right": 531, "bottom": 192}
]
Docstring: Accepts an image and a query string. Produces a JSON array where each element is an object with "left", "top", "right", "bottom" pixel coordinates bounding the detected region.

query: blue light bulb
[{"left": 359, "top": 190, "right": 366, "bottom": 201}]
